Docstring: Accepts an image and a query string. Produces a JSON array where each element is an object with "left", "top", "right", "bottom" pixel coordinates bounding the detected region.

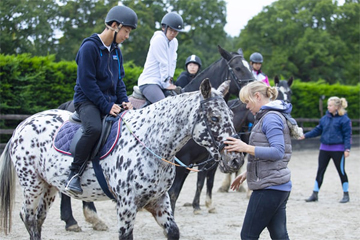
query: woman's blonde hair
[
  {"left": 328, "top": 96, "right": 348, "bottom": 116},
  {"left": 239, "top": 81, "right": 278, "bottom": 104}
]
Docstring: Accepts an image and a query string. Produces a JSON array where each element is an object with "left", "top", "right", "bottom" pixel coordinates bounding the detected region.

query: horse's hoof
[
  {"left": 93, "top": 221, "right": 108, "bottom": 231},
  {"left": 218, "top": 186, "right": 229, "bottom": 193},
  {"left": 66, "top": 224, "right": 82, "bottom": 232},
  {"left": 208, "top": 207, "right": 217, "bottom": 214},
  {"left": 183, "top": 202, "right": 192, "bottom": 207},
  {"left": 193, "top": 209, "right": 202, "bottom": 215}
]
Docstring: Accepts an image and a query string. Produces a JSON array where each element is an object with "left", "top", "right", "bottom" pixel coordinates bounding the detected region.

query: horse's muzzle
[{"left": 218, "top": 152, "right": 244, "bottom": 173}]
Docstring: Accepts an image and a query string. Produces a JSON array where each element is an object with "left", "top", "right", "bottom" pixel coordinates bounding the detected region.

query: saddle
[
  {"left": 68, "top": 112, "right": 117, "bottom": 161},
  {"left": 54, "top": 111, "right": 127, "bottom": 200}
]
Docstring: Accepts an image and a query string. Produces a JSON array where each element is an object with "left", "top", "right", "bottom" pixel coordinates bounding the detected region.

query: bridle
[
  {"left": 226, "top": 55, "right": 255, "bottom": 91},
  {"left": 191, "top": 95, "right": 232, "bottom": 161}
]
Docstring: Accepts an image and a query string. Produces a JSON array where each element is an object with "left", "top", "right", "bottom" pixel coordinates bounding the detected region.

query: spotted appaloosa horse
[
  {"left": 56, "top": 45, "right": 255, "bottom": 230},
  {"left": 217, "top": 75, "right": 294, "bottom": 195},
  {"left": 0, "top": 79, "right": 244, "bottom": 240}
]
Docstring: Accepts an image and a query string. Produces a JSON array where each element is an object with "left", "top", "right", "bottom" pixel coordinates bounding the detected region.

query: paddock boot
[
  {"left": 305, "top": 191, "right": 318, "bottom": 202},
  {"left": 65, "top": 170, "right": 83, "bottom": 194},
  {"left": 339, "top": 192, "right": 349, "bottom": 203}
]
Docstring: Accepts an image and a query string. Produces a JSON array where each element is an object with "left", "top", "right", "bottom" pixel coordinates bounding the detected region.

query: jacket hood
[
  {"left": 261, "top": 100, "right": 292, "bottom": 114},
  {"left": 80, "top": 34, "right": 114, "bottom": 51}
]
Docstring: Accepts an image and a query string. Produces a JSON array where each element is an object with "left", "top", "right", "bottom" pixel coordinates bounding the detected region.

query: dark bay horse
[{"left": 56, "top": 45, "right": 255, "bottom": 230}]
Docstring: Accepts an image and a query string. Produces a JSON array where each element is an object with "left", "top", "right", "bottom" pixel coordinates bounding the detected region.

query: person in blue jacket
[
  {"left": 65, "top": 5, "right": 137, "bottom": 194},
  {"left": 300, "top": 96, "right": 352, "bottom": 203},
  {"left": 175, "top": 54, "right": 202, "bottom": 88}
]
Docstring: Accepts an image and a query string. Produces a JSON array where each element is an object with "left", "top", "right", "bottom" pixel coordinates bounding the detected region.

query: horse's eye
[
  {"left": 211, "top": 116, "right": 219, "bottom": 122},
  {"left": 235, "top": 67, "right": 241, "bottom": 71}
]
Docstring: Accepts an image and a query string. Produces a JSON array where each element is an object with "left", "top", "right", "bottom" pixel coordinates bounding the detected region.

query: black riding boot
[
  {"left": 305, "top": 191, "right": 318, "bottom": 202},
  {"left": 339, "top": 192, "right": 349, "bottom": 203},
  {"left": 65, "top": 170, "right": 83, "bottom": 194}
]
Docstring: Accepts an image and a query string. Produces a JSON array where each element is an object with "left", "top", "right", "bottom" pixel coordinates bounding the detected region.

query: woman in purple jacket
[
  {"left": 66, "top": 6, "right": 137, "bottom": 194},
  {"left": 225, "top": 81, "right": 293, "bottom": 240},
  {"left": 300, "top": 96, "right": 352, "bottom": 203}
]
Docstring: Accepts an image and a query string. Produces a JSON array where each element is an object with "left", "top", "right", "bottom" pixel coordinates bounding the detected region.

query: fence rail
[{"left": 1, "top": 114, "right": 359, "bottom": 149}]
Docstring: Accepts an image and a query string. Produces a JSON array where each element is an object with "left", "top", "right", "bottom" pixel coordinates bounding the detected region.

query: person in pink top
[{"left": 250, "top": 52, "right": 270, "bottom": 86}]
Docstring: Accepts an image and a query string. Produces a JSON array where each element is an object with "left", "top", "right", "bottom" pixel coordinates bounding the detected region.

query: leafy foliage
[{"left": 236, "top": 0, "right": 359, "bottom": 85}]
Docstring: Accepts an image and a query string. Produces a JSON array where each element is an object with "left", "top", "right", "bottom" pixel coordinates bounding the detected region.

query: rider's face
[
  {"left": 166, "top": 27, "right": 179, "bottom": 41},
  {"left": 116, "top": 26, "right": 132, "bottom": 44},
  {"left": 252, "top": 62, "right": 262, "bottom": 71},
  {"left": 187, "top": 63, "right": 199, "bottom": 75}
]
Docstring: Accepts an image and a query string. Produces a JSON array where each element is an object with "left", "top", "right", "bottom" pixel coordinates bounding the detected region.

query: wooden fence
[{"left": 1, "top": 114, "right": 359, "bottom": 150}]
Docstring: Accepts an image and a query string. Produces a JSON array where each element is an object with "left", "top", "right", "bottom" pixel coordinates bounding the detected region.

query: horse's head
[
  {"left": 218, "top": 45, "right": 255, "bottom": 96},
  {"left": 274, "top": 75, "right": 293, "bottom": 103},
  {"left": 191, "top": 78, "right": 244, "bottom": 173}
]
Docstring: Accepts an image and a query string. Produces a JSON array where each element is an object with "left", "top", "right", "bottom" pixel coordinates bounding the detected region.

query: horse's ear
[
  {"left": 218, "top": 45, "right": 232, "bottom": 61},
  {"left": 274, "top": 75, "right": 279, "bottom": 86},
  {"left": 237, "top": 48, "right": 244, "bottom": 57},
  {"left": 288, "top": 76, "right": 293, "bottom": 87},
  {"left": 217, "top": 80, "right": 230, "bottom": 97},
  {"left": 200, "top": 78, "right": 212, "bottom": 99}
]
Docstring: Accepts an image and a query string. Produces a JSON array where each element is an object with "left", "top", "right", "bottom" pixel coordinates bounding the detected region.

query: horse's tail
[{"left": 0, "top": 141, "right": 16, "bottom": 235}]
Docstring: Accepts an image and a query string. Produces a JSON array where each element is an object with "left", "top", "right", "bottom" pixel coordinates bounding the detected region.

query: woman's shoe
[
  {"left": 339, "top": 192, "right": 349, "bottom": 203},
  {"left": 305, "top": 191, "right": 318, "bottom": 202}
]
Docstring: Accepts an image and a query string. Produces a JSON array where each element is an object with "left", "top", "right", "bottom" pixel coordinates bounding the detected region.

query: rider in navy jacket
[
  {"left": 66, "top": 6, "right": 137, "bottom": 195},
  {"left": 73, "top": 34, "right": 129, "bottom": 115}
]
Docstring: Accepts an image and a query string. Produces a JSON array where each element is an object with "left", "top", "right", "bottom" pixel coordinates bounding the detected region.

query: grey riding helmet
[
  {"left": 185, "top": 55, "right": 202, "bottom": 69},
  {"left": 105, "top": 5, "right": 138, "bottom": 29},
  {"left": 161, "top": 12, "right": 185, "bottom": 33},
  {"left": 250, "top": 52, "right": 263, "bottom": 63}
]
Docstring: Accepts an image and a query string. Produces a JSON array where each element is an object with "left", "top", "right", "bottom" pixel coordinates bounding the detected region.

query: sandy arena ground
[{"left": 1, "top": 147, "right": 359, "bottom": 240}]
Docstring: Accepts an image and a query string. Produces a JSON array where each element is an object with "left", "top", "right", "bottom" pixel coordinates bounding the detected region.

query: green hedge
[{"left": 1, "top": 54, "right": 359, "bottom": 122}]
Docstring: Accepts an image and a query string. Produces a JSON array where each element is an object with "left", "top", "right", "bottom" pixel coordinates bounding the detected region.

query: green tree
[
  {"left": 0, "top": 0, "right": 59, "bottom": 56},
  {"left": 56, "top": 0, "right": 118, "bottom": 61},
  {"left": 236, "top": 0, "right": 359, "bottom": 85}
]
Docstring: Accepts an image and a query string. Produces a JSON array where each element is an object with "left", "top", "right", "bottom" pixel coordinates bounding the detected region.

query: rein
[{"left": 119, "top": 113, "right": 200, "bottom": 172}]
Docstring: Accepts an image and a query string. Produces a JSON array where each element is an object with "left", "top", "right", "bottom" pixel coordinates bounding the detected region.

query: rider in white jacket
[{"left": 138, "top": 12, "right": 184, "bottom": 103}]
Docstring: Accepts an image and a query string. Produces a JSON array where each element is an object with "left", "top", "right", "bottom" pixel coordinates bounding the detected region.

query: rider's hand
[
  {"left": 166, "top": 84, "right": 177, "bottom": 90},
  {"left": 110, "top": 104, "right": 121, "bottom": 116},
  {"left": 122, "top": 102, "right": 133, "bottom": 110}
]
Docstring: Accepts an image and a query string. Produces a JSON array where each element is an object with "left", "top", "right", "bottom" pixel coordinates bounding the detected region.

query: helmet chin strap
[{"left": 106, "top": 23, "right": 122, "bottom": 44}]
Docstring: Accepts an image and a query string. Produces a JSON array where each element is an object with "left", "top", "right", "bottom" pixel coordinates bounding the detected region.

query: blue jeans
[{"left": 241, "top": 189, "right": 290, "bottom": 240}]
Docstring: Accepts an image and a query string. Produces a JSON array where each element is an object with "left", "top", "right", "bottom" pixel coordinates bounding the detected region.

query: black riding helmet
[
  {"left": 161, "top": 12, "right": 184, "bottom": 35},
  {"left": 185, "top": 55, "right": 202, "bottom": 69},
  {"left": 249, "top": 52, "right": 263, "bottom": 63},
  {"left": 105, "top": 5, "right": 138, "bottom": 43}
]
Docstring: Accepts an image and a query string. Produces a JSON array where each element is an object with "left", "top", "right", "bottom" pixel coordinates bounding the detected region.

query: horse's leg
[
  {"left": 145, "top": 193, "right": 180, "bottom": 240},
  {"left": 218, "top": 173, "right": 231, "bottom": 192},
  {"left": 168, "top": 167, "right": 190, "bottom": 214},
  {"left": 192, "top": 170, "right": 206, "bottom": 215},
  {"left": 83, "top": 201, "right": 108, "bottom": 231},
  {"left": 116, "top": 198, "right": 137, "bottom": 240},
  {"left": 204, "top": 164, "right": 218, "bottom": 213},
  {"left": 20, "top": 183, "right": 57, "bottom": 240},
  {"left": 60, "top": 193, "right": 82, "bottom": 232}
]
